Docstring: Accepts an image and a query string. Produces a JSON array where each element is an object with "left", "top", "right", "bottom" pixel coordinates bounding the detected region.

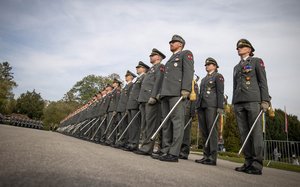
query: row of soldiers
[
  {"left": 58, "top": 35, "right": 270, "bottom": 175},
  {"left": 0, "top": 114, "right": 44, "bottom": 130}
]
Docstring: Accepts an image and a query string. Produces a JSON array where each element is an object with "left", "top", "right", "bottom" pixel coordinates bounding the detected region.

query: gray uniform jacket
[
  {"left": 99, "top": 95, "right": 110, "bottom": 116},
  {"left": 108, "top": 89, "right": 121, "bottom": 112},
  {"left": 160, "top": 50, "right": 194, "bottom": 97},
  {"left": 90, "top": 101, "right": 101, "bottom": 118},
  {"left": 127, "top": 74, "right": 146, "bottom": 110},
  {"left": 197, "top": 72, "right": 224, "bottom": 109},
  {"left": 232, "top": 57, "right": 270, "bottom": 104},
  {"left": 138, "top": 63, "right": 165, "bottom": 103},
  {"left": 117, "top": 82, "right": 133, "bottom": 112}
]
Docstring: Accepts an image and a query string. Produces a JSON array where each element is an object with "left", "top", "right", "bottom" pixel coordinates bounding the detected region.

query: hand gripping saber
[
  {"left": 238, "top": 110, "right": 264, "bottom": 156},
  {"left": 150, "top": 96, "right": 183, "bottom": 141},
  {"left": 205, "top": 113, "right": 220, "bottom": 148}
]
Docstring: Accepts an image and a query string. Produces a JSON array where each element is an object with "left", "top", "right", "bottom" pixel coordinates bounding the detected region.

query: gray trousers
[
  {"left": 180, "top": 101, "right": 192, "bottom": 157},
  {"left": 127, "top": 109, "right": 141, "bottom": 148},
  {"left": 117, "top": 112, "right": 128, "bottom": 146},
  {"left": 234, "top": 102, "right": 263, "bottom": 170},
  {"left": 161, "top": 96, "right": 185, "bottom": 156},
  {"left": 84, "top": 117, "right": 99, "bottom": 139},
  {"left": 105, "top": 112, "right": 117, "bottom": 144},
  {"left": 198, "top": 107, "right": 218, "bottom": 162},
  {"left": 99, "top": 115, "right": 107, "bottom": 142},
  {"left": 139, "top": 102, "right": 161, "bottom": 153},
  {"left": 139, "top": 103, "right": 146, "bottom": 143}
]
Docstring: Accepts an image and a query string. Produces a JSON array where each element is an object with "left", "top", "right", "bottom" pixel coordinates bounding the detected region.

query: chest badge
[{"left": 174, "top": 63, "right": 178, "bottom": 67}]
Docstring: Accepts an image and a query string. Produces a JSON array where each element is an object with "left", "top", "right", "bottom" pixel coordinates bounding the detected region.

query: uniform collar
[
  {"left": 207, "top": 70, "right": 216, "bottom": 76},
  {"left": 173, "top": 50, "right": 182, "bottom": 55}
]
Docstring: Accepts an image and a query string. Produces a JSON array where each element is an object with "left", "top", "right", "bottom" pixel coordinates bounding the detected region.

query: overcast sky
[{"left": 0, "top": 0, "right": 299, "bottom": 117}]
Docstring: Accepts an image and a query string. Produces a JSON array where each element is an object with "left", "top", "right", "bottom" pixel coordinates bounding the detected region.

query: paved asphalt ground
[{"left": 0, "top": 125, "right": 299, "bottom": 187}]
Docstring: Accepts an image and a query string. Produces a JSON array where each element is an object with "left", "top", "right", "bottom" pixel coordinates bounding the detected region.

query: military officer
[
  {"left": 80, "top": 94, "right": 100, "bottom": 139},
  {"left": 134, "top": 48, "right": 165, "bottom": 156},
  {"left": 125, "top": 61, "right": 150, "bottom": 151},
  {"left": 88, "top": 89, "right": 105, "bottom": 141},
  {"left": 85, "top": 92, "right": 102, "bottom": 139},
  {"left": 99, "top": 85, "right": 113, "bottom": 144},
  {"left": 233, "top": 39, "right": 270, "bottom": 175},
  {"left": 179, "top": 82, "right": 198, "bottom": 160},
  {"left": 115, "top": 70, "right": 136, "bottom": 148},
  {"left": 195, "top": 57, "right": 224, "bottom": 166},
  {"left": 159, "top": 35, "right": 194, "bottom": 162},
  {"left": 104, "top": 79, "right": 122, "bottom": 145}
]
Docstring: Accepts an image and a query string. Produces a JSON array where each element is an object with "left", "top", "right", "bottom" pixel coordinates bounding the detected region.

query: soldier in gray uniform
[
  {"left": 159, "top": 35, "right": 194, "bottom": 162},
  {"left": 195, "top": 57, "right": 224, "bottom": 166},
  {"left": 115, "top": 70, "right": 136, "bottom": 148},
  {"left": 233, "top": 39, "right": 270, "bottom": 175},
  {"left": 88, "top": 90, "right": 105, "bottom": 141},
  {"left": 104, "top": 79, "right": 122, "bottom": 145},
  {"left": 134, "top": 48, "right": 165, "bottom": 156},
  {"left": 99, "top": 85, "right": 113, "bottom": 144},
  {"left": 84, "top": 92, "right": 102, "bottom": 139},
  {"left": 125, "top": 61, "right": 150, "bottom": 151},
  {"left": 179, "top": 82, "right": 198, "bottom": 160}
]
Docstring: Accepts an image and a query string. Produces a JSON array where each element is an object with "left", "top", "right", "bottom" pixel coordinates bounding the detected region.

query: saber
[
  {"left": 150, "top": 96, "right": 183, "bottom": 141},
  {"left": 103, "top": 112, "right": 117, "bottom": 135},
  {"left": 80, "top": 118, "right": 97, "bottom": 131},
  {"left": 184, "top": 117, "right": 193, "bottom": 130},
  {"left": 73, "top": 118, "right": 96, "bottom": 134},
  {"left": 63, "top": 125, "right": 71, "bottom": 133},
  {"left": 107, "top": 113, "right": 128, "bottom": 140},
  {"left": 205, "top": 113, "right": 220, "bottom": 148},
  {"left": 66, "top": 124, "right": 76, "bottom": 133},
  {"left": 90, "top": 115, "right": 107, "bottom": 140},
  {"left": 238, "top": 110, "right": 264, "bottom": 156},
  {"left": 117, "top": 111, "right": 141, "bottom": 142},
  {"left": 83, "top": 117, "right": 100, "bottom": 135},
  {"left": 69, "top": 120, "right": 87, "bottom": 133}
]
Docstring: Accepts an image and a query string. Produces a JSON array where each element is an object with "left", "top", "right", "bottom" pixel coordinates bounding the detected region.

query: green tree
[
  {"left": 223, "top": 105, "right": 241, "bottom": 152},
  {"left": 266, "top": 109, "right": 300, "bottom": 141},
  {"left": 63, "top": 73, "right": 120, "bottom": 104},
  {"left": 16, "top": 90, "right": 45, "bottom": 119},
  {"left": 0, "top": 62, "right": 17, "bottom": 114},
  {"left": 43, "top": 100, "right": 80, "bottom": 130}
]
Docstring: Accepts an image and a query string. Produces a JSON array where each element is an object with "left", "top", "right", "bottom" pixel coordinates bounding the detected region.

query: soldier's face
[
  {"left": 170, "top": 41, "right": 182, "bottom": 52},
  {"left": 150, "top": 55, "right": 157, "bottom": 63},
  {"left": 136, "top": 67, "right": 144, "bottom": 75},
  {"left": 125, "top": 75, "right": 133, "bottom": 82},
  {"left": 205, "top": 64, "right": 216, "bottom": 72},
  {"left": 106, "top": 87, "right": 112, "bottom": 93},
  {"left": 237, "top": 46, "right": 251, "bottom": 56},
  {"left": 112, "top": 82, "right": 118, "bottom": 88}
]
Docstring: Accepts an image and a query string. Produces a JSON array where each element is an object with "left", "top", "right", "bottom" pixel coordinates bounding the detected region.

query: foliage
[
  {"left": 15, "top": 90, "right": 45, "bottom": 119},
  {"left": 43, "top": 100, "right": 80, "bottom": 130},
  {"left": 0, "top": 62, "right": 17, "bottom": 114},
  {"left": 63, "top": 73, "right": 120, "bottom": 104}
]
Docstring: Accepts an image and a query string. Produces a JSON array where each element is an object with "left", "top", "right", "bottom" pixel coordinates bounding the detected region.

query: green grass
[{"left": 191, "top": 151, "right": 300, "bottom": 173}]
